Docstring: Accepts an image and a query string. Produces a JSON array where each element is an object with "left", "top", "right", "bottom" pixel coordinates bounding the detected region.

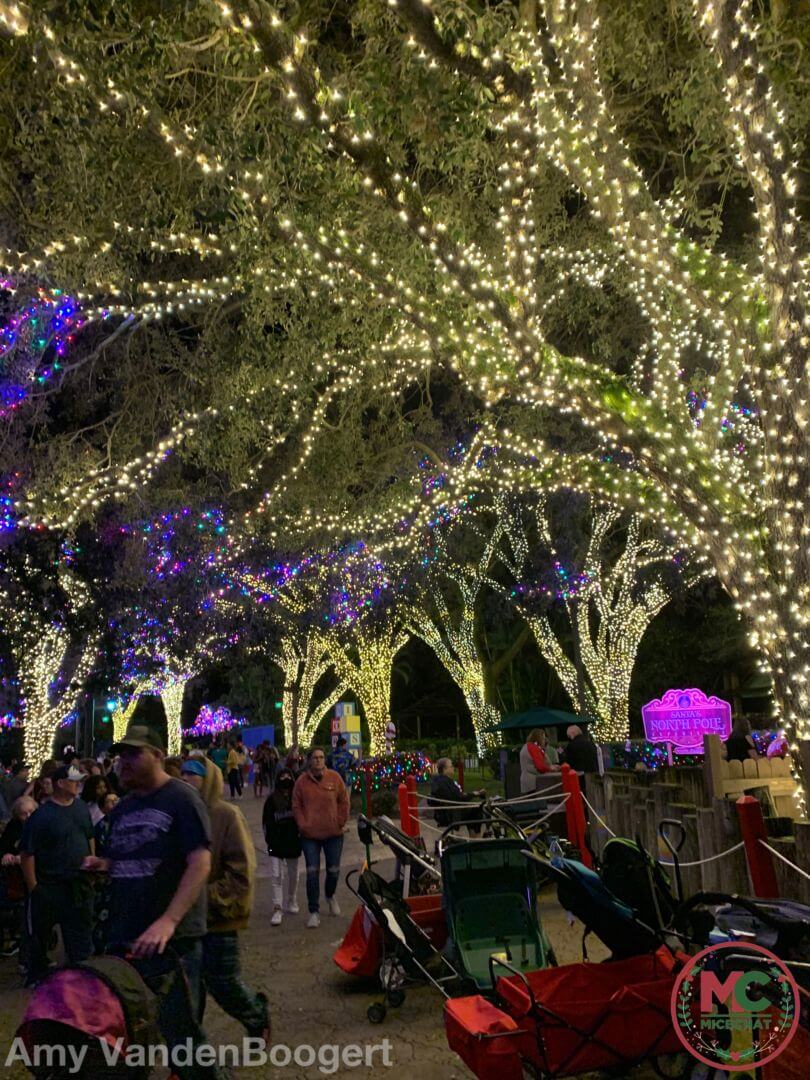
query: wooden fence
[{"left": 583, "top": 749, "right": 810, "bottom": 904}]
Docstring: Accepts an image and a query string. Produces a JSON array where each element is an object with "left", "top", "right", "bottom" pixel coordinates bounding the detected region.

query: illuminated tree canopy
[{"left": 0, "top": 1, "right": 807, "bottom": 762}]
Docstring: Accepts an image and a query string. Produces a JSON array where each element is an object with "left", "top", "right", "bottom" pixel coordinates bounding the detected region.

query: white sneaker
[
  {"left": 307, "top": 912, "right": 321, "bottom": 929},
  {"left": 327, "top": 897, "right": 341, "bottom": 917},
  {"left": 285, "top": 901, "right": 299, "bottom": 915},
  {"left": 270, "top": 908, "right": 282, "bottom": 926}
]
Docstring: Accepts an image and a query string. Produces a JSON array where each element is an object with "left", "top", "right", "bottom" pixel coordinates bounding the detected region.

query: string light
[
  {"left": 348, "top": 750, "right": 432, "bottom": 793},
  {"left": 325, "top": 621, "right": 410, "bottom": 756},
  {"left": 0, "top": 0, "right": 802, "bottom": 787},
  {"left": 183, "top": 703, "right": 242, "bottom": 739},
  {"left": 500, "top": 495, "right": 710, "bottom": 741}
]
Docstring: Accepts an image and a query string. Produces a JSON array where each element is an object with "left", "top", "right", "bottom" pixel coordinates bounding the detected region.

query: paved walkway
[{"left": 0, "top": 794, "right": 664, "bottom": 1079}]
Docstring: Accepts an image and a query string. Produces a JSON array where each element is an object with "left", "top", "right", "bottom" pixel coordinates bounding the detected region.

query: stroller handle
[
  {"left": 359, "top": 814, "right": 441, "bottom": 880},
  {"left": 658, "top": 818, "right": 686, "bottom": 903},
  {"left": 344, "top": 867, "right": 362, "bottom": 900},
  {"left": 658, "top": 818, "right": 686, "bottom": 854},
  {"left": 485, "top": 803, "right": 531, "bottom": 842},
  {"left": 437, "top": 813, "right": 527, "bottom": 852}
]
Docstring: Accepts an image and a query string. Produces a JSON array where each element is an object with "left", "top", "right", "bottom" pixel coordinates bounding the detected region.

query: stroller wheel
[
  {"left": 387, "top": 988, "right": 406, "bottom": 1008},
  {"left": 367, "top": 1002, "right": 387, "bottom": 1024}
]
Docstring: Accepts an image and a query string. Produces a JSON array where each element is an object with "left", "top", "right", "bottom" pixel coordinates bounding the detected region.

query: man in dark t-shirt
[
  {"left": 83, "top": 705, "right": 225, "bottom": 1080},
  {"left": 20, "top": 764, "right": 94, "bottom": 984},
  {"left": 103, "top": 774, "right": 209, "bottom": 945}
]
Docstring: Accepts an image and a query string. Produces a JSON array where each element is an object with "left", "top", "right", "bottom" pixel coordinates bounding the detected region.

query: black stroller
[
  {"left": 356, "top": 814, "right": 441, "bottom": 897},
  {"left": 344, "top": 866, "right": 466, "bottom": 1023},
  {"left": 675, "top": 891, "right": 810, "bottom": 986},
  {"left": 523, "top": 819, "right": 689, "bottom": 959}
]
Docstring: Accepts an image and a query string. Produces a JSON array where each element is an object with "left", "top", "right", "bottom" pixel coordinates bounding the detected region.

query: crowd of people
[
  {"left": 0, "top": 698, "right": 352, "bottom": 1080},
  {"left": 0, "top": 707, "right": 776, "bottom": 1077}
]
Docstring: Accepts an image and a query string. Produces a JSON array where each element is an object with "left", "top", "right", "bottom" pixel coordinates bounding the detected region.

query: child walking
[{"left": 262, "top": 768, "right": 301, "bottom": 925}]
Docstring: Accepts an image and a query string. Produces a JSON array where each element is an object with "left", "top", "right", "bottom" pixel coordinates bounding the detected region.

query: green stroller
[{"left": 439, "top": 825, "right": 554, "bottom": 991}]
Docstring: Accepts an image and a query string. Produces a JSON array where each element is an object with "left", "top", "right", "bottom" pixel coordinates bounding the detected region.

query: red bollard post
[
  {"left": 398, "top": 782, "right": 412, "bottom": 835},
  {"left": 405, "top": 774, "right": 420, "bottom": 838},
  {"left": 456, "top": 758, "right": 465, "bottom": 793},
  {"left": 561, "top": 764, "right": 592, "bottom": 868},
  {"left": 736, "top": 795, "right": 779, "bottom": 898}
]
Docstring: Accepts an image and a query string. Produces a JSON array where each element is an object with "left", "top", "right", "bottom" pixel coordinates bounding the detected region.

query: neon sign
[{"left": 641, "top": 688, "right": 732, "bottom": 753}]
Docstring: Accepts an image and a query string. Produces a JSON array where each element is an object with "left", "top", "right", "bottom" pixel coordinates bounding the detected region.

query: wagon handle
[
  {"left": 489, "top": 953, "right": 538, "bottom": 1017},
  {"left": 437, "top": 811, "right": 517, "bottom": 856}
]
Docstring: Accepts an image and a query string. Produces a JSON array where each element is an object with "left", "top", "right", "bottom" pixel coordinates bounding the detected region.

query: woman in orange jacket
[{"left": 292, "top": 747, "right": 349, "bottom": 929}]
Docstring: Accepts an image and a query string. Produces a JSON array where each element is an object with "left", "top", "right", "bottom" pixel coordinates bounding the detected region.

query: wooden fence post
[{"left": 455, "top": 758, "right": 465, "bottom": 793}]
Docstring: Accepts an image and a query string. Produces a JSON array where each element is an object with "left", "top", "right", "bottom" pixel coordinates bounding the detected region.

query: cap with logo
[{"left": 52, "top": 764, "right": 87, "bottom": 783}]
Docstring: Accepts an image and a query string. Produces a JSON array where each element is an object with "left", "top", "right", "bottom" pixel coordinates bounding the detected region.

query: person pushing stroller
[{"left": 82, "top": 704, "right": 227, "bottom": 1080}]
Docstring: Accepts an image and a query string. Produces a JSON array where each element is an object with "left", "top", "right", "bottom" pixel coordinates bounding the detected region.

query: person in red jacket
[
  {"left": 519, "top": 728, "right": 560, "bottom": 793},
  {"left": 292, "top": 747, "right": 349, "bottom": 929}
]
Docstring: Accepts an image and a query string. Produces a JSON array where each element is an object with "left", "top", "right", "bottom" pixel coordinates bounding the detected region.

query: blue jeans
[
  {"left": 301, "top": 835, "right": 344, "bottom": 913},
  {"left": 201, "top": 931, "right": 267, "bottom": 1035}
]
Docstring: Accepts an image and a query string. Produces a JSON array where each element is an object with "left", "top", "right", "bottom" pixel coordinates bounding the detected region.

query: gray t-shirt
[{"left": 103, "top": 778, "right": 210, "bottom": 944}]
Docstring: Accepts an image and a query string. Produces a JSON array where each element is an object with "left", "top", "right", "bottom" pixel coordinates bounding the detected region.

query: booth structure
[
  {"left": 241, "top": 724, "right": 275, "bottom": 749},
  {"left": 331, "top": 701, "right": 362, "bottom": 759}
]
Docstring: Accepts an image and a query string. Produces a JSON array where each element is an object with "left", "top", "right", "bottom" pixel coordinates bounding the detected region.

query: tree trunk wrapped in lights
[
  {"left": 405, "top": 514, "right": 509, "bottom": 753},
  {"left": 18, "top": 626, "right": 98, "bottom": 771},
  {"left": 117, "top": 660, "right": 195, "bottom": 757},
  {"left": 115, "top": 671, "right": 193, "bottom": 756},
  {"left": 500, "top": 495, "right": 708, "bottom": 741},
  {"left": 159, "top": 675, "right": 189, "bottom": 757},
  {"left": 0, "top": 562, "right": 98, "bottom": 771},
  {"left": 325, "top": 621, "right": 409, "bottom": 756},
  {"left": 111, "top": 683, "right": 148, "bottom": 743},
  {"left": 273, "top": 632, "right": 346, "bottom": 748}
]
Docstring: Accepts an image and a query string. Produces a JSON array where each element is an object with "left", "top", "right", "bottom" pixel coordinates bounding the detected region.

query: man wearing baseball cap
[
  {"left": 83, "top": 696, "right": 224, "bottom": 1080},
  {"left": 20, "top": 763, "right": 94, "bottom": 984}
]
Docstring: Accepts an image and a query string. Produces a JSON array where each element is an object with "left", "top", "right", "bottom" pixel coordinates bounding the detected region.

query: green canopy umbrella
[{"left": 491, "top": 706, "right": 595, "bottom": 731}]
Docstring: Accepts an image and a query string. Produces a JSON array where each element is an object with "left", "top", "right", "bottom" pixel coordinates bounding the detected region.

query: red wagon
[{"left": 446, "top": 947, "right": 687, "bottom": 1078}]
